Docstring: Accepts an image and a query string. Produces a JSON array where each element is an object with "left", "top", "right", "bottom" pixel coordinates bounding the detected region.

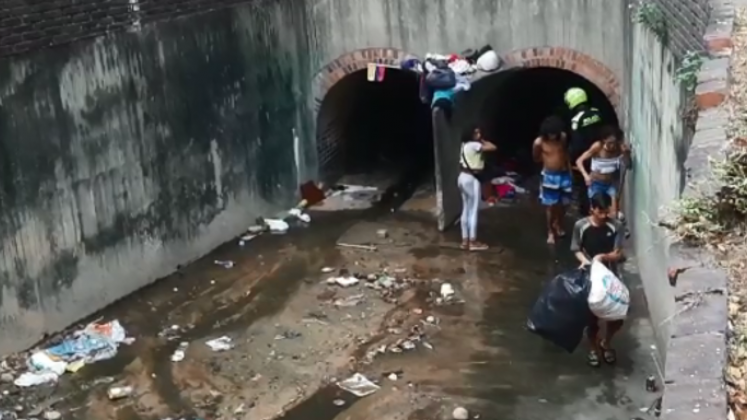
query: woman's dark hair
[
  {"left": 589, "top": 193, "right": 612, "bottom": 211},
  {"left": 462, "top": 128, "right": 479, "bottom": 143},
  {"left": 539, "top": 116, "right": 565, "bottom": 139},
  {"left": 598, "top": 125, "right": 620, "bottom": 141}
]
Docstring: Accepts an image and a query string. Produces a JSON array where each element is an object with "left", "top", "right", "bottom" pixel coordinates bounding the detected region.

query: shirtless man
[{"left": 533, "top": 116, "right": 572, "bottom": 244}]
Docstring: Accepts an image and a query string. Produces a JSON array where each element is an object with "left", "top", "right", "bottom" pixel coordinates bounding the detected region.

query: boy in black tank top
[{"left": 570, "top": 193, "right": 625, "bottom": 367}]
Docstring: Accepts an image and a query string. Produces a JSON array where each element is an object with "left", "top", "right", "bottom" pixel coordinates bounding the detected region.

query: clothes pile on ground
[
  {"left": 490, "top": 174, "right": 527, "bottom": 201},
  {"left": 526, "top": 261, "right": 630, "bottom": 352},
  {"left": 13, "top": 320, "right": 131, "bottom": 387}
]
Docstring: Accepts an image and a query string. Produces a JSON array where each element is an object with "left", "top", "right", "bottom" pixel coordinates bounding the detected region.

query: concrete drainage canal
[
  {"left": 0, "top": 62, "right": 666, "bottom": 420},
  {"left": 0, "top": 2, "right": 730, "bottom": 420}
]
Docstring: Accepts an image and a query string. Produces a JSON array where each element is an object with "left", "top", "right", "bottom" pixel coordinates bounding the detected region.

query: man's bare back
[{"left": 533, "top": 133, "right": 569, "bottom": 171}]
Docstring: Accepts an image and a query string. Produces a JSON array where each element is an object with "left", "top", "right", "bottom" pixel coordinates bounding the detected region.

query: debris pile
[{"left": 12, "top": 320, "right": 131, "bottom": 387}]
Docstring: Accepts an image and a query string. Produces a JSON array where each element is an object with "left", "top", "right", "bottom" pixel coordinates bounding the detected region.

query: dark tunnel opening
[
  {"left": 316, "top": 69, "right": 433, "bottom": 201},
  {"left": 478, "top": 67, "right": 618, "bottom": 175}
]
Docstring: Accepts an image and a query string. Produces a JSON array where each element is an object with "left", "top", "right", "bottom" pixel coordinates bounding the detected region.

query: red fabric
[{"left": 495, "top": 184, "right": 515, "bottom": 199}]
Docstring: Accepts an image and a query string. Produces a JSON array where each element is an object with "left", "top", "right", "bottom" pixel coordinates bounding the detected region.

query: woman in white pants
[{"left": 458, "top": 128, "right": 496, "bottom": 251}]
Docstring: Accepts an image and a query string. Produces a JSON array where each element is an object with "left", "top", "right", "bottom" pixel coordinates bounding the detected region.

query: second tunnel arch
[{"left": 438, "top": 47, "right": 623, "bottom": 230}]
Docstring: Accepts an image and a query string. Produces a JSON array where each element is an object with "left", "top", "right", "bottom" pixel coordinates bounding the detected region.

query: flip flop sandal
[
  {"left": 469, "top": 242, "right": 489, "bottom": 251},
  {"left": 587, "top": 351, "right": 601, "bottom": 367},
  {"left": 600, "top": 341, "right": 617, "bottom": 364}
]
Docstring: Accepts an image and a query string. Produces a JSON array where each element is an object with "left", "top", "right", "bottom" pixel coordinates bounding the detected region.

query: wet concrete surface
[{"left": 0, "top": 194, "right": 660, "bottom": 420}]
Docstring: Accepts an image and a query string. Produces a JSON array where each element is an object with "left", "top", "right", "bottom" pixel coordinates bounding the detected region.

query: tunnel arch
[
  {"left": 312, "top": 48, "right": 430, "bottom": 182},
  {"left": 498, "top": 47, "right": 621, "bottom": 112}
]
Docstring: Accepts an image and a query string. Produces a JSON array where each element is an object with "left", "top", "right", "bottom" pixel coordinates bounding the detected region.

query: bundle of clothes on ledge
[{"left": 399, "top": 45, "right": 503, "bottom": 119}]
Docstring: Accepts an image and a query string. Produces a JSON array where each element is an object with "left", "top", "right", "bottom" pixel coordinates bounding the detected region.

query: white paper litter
[
  {"left": 14, "top": 371, "right": 59, "bottom": 387},
  {"left": 336, "top": 373, "right": 380, "bottom": 397},
  {"left": 206, "top": 336, "right": 233, "bottom": 351},
  {"left": 440, "top": 283, "right": 455, "bottom": 299},
  {"left": 265, "top": 219, "right": 289, "bottom": 233},
  {"left": 288, "top": 208, "right": 311, "bottom": 223},
  {"left": 327, "top": 276, "right": 359, "bottom": 287}
]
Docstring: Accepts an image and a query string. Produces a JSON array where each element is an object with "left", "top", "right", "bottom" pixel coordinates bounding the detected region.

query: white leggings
[{"left": 458, "top": 172, "right": 481, "bottom": 240}]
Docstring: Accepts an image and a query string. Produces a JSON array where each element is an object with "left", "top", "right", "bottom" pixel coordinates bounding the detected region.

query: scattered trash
[
  {"left": 214, "top": 260, "right": 234, "bottom": 269},
  {"left": 321, "top": 267, "right": 335, "bottom": 273},
  {"left": 333, "top": 294, "right": 365, "bottom": 307},
  {"left": 337, "top": 242, "right": 377, "bottom": 251},
  {"left": 43, "top": 411, "right": 62, "bottom": 420},
  {"left": 264, "top": 218, "right": 289, "bottom": 233},
  {"left": 239, "top": 234, "right": 257, "bottom": 246},
  {"left": 14, "top": 371, "right": 58, "bottom": 387},
  {"left": 376, "top": 229, "right": 388, "bottom": 239},
  {"left": 288, "top": 208, "right": 311, "bottom": 223},
  {"left": 107, "top": 385, "right": 134, "bottom": 400},
  {"left": 159, "top": 324, "right": 183, "bottom": 341},
  {"left": 386, "top": 370, "right": 403, "bottom": 381},
  {"left": 206, "top": 336, "right": 233, "bottom": 352},
  {"left": 401, "top": 340, "right": 416, "bottom": 351},
  {"left": 171, "top": 342, "right": 188, "bottom": 362},
  {"left": 333, "top": 399, "right": 346, "bottom": 407},
  {"left": 452, "top": 407, "right": 469, "bottom": 420},
  {"left": 15, "top": 319, "right": 130, "bottom": 387},
  {"left": 299, "top": 180, "right": 326, "bottom": 206},
  {"left": 234, "top": 403, "right": 246, "bottom": 414},
  {"left": 247, "top": 225, "right": 266, "bottom": 234},
  {"left": 274, "top": 331, "right": 302, "bottom": 340},
  {"left": 336, "top": 373, "right": 380, "bottom": 397},
  {"left": 440, "top": 283, "right": 455, "bottom": 300},
  {"left": 327, "top": 276, "right": 360, "bottom": 287},
  {"left": 646, "top": 375, "right": 657, "bottom": 392},
  {"left": 0, "top": 373, "right": 12, "bottom": 383}
]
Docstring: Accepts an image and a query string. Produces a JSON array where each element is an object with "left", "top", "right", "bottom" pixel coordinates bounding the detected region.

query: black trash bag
[
  {"left": 526, "top": 268, "right": 593, "bottom": 353},
  {"left": 461, "top": 48, "right": 478, "bottom": 63},
  {"left": 426, "top": 67, "right": 456, "bottom": 90}
]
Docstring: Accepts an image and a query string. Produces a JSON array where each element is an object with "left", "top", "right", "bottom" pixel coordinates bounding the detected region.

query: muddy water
[
  {"left": 40, "top": 209, "right": 374, "bottom": 419},
  {"left": 8, "top": 194, "right": 657, "bottom": 420},
  {"left": 274, "top": 200, "right": 658, "bottom": 420}
]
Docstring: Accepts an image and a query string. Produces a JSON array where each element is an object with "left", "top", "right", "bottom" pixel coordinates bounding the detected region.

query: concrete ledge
[{"left": 661, "top": 1, "right": 735, "bottom": 419}]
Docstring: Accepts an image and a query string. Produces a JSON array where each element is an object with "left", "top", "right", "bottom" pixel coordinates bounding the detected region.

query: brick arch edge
[
  {"left": 310, "top": 47, "right": 621, "bottom": 115},
  {"left": 310, "top": 48, "right": 413, "bottom": 115},
  {"left": 500, "top": 47, "right": 621, "bottom": 112}
]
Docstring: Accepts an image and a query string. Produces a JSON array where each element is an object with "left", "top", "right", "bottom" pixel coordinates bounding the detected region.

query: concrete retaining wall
[
  {"left": 0, "top": 3, "right": 313, "bottom": 354},
  {"left": 657, "top": 1, "right": 734, "bottom": 419}
]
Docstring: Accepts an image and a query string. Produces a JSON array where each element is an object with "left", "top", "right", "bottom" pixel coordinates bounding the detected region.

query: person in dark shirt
[
  {"left": 570, "top": 193, "right": 624, "bottom": 367},
  {"left": 564, "top": 87, "right": 605, "bottom": 216}
]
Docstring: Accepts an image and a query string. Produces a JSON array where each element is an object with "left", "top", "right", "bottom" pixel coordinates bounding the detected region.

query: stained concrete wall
[
  {"left": 625, "top": 23, "right": 685, "bottom": 356},
  {"left": 0, "top": 3, "right": 313, "bottom": 354}
]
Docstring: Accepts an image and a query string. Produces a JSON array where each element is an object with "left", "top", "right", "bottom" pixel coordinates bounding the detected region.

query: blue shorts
[
  {"left": 540, "top": 170, "right": 572, "bottom": 206},
  {"left": 588, "top": 180, "right": 618, "bottom": 200}
]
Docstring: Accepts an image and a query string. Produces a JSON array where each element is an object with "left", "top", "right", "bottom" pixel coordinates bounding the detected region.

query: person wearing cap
[{"left": 564, "top": 87, "right": 604, "bottom": 216}]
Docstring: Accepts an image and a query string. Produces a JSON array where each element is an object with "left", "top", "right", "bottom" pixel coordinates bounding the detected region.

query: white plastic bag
[
  {"left": 476, "top": 50, "right": 501, "bottom": 72},
  {"left": 587, "top": 260, "right": 630, "bottom": 320}
]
